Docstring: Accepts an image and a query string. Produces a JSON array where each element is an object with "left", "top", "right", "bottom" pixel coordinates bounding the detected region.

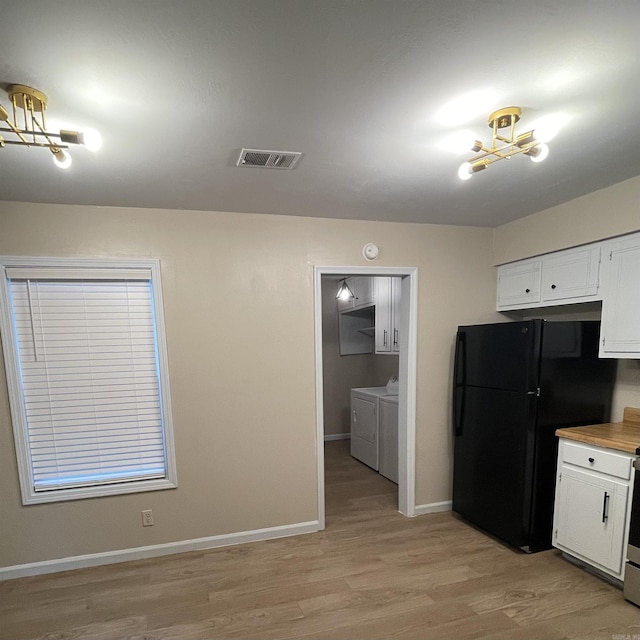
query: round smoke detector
[{"left": 363, "top": 243, "right": 379, "bottom": 260}]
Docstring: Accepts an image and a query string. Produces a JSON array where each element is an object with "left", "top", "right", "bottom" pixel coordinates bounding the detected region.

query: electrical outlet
[{"left": 141, "top": 509, "right": 154, "bottom": 527}]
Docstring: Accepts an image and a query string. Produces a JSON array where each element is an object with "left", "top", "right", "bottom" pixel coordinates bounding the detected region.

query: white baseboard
[
  {"left": 0, "top": 520, "right": 320, "bottom": 581},
  {"left": 412, "top": 500, "right": 452, "bottom": 516},
  {"left": 324, "top": 433, "right": 350, "bottom": 441}
]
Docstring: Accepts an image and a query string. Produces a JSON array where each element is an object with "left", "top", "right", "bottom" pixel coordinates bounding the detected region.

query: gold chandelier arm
[
  {"left": 30, "top": 114, "right": 62, "bottom": 150},
  {"left": 0, "top": 126, "right": 70, "bottom": 147},
  {"left": 458, "top": 107, "right": 549, "bottom": 179},
  {"left": 494, "top": 133, "right": 516, "bottom": 145},
  {"left": 0, "top": 138, "right": 68, "bottom": 149},
  {"left": 1, "top": 85, "right": 97, "bottom": 168},
  {"left": 0, "top": 112, "right": 30, "bottom": 145},
  {"left": 469, "top": 143, "right": 528, "bottom": 163}
]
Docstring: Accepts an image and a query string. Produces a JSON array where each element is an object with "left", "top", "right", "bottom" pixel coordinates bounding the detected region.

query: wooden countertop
[{"left": 555, "top": 407, "right": 640, "bottom": 455}]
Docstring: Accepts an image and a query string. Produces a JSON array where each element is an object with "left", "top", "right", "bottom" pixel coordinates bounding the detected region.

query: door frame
[{"left": 314, "top": 265, "right": 418, "bottom": 528}]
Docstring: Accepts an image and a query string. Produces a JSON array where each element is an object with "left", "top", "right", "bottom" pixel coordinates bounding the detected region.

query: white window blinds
[{"left": 7, "top": 273, "right": 168, "bottom": 493}]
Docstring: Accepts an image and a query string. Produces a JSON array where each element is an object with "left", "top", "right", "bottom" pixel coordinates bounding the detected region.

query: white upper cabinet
[
  {"left": 540, "top": 245, "right": 601, "bottom": 302},
  {"left": 497, "top": 245, "right": 601, "bottom": 311},
  {"left": 496, "top": 231, "right": 640, "bottom": 359},
  {"left": 375, "top": 277, "right": 401, "bottom": 354},
  {"left": 337, "top": 276, "right": 375, "bottom": 355},
  {"left": 337, "top": 276, "right": 375, "bottom": 312},
  {"left": 599, "top": 232, "right": 640, "bottom": 358},
  {"left": 496, "top": 260, "right": 542, "bottom": 308}
]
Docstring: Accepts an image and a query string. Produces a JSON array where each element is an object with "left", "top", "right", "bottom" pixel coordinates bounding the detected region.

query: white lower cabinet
[{"left": 553, "top": 439, "right": 635, "bottom": 581}]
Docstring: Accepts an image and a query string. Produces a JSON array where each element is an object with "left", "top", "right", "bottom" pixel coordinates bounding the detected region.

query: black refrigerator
[{"left": 452, "top": 320, "right": 616, "bottom": 552}]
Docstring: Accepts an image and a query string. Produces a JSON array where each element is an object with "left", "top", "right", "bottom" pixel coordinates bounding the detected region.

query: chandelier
[
  {"left": 0, "top": 84, "right": 101, "bottom": 169},
  {"left": 457, "top": 106, "right": 549, "bottom": 180}
]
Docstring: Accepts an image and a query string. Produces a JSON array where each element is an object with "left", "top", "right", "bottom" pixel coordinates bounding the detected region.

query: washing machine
[{"left": 350, "top": 386, "right": 398, "bottom": 471}]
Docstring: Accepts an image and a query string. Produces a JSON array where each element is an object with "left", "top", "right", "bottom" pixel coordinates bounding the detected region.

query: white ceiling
[{"left": 1, "top": 1, "right": 639, "bottom": 227}]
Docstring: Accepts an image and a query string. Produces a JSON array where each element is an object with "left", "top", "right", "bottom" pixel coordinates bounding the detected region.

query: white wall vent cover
[{"left": 237, "top": 148, "right": 302, "bottom": 170}]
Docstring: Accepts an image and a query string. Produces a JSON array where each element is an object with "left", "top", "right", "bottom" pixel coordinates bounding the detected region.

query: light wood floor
[{"left": 2, "top": 439, "right": 639, "bottom": 640}]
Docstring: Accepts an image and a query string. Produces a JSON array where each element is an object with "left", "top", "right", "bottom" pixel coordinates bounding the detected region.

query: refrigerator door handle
[{"left": 453, "top": 332, "right": 466, "bottom": 436}]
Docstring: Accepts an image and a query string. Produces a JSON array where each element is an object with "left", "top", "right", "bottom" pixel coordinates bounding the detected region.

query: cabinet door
[
  {"left": 496, "top": 260, "right": 542, "bottom": 309},
  {"left": 554, "top": 465, "right": 628, "bottom": 575},
  {"left": 352, "top": 276, "right": 374, "bottom": 309},
  {"left": 375, "top": 277, "right": 401, "bottom": 354},
  {"left": 338, "top": 309, "right": 373, "bottom": 355},
  {"left": 600, "top": 234, "right": 640, "bottom": 358},
  {"left": 541, "top": 246, "right": 601, "bottom": 303},
  {"left": 391, "top": 277, "right": 402, "bottom": 353},
  {"left": 350, "top": 395, "right": 378, "bottom": 470},
  {"left": 378, "top": 398, "right": 398, "bottom": 483},
  {"left": 375, "top": 277, "right": 392, "bottom": 353}
]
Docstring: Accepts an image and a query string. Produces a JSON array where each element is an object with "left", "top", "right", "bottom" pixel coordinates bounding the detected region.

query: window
[{"left": 0, "top": 257, "right": 177, "bottom": 504}]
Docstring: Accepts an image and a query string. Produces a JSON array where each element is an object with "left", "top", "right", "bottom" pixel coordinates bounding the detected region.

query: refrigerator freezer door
[
  {"left": 452, "top": 386, "right": 536, "bottom": 549},
  {"left": 537, "top": 321, "right": 616, "bottom": 429},
  {"left": 456, "top": 321, "right": 539, "bottom": 393}
]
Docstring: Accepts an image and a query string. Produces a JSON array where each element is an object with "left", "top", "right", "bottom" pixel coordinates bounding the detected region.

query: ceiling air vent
[{"left": 237, "top": 148, "right": 302, "bottom": 170}]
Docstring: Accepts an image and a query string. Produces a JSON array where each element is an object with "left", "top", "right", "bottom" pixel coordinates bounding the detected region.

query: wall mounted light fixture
[
  {"left": 335, "top": 278, "right": 354, "bottom": 301},
  {"left": 0, "top": 84, "right": 101, "bottom": 169},
  {"left": 457, "top": 106, "right": 549, "bottom": 180}
]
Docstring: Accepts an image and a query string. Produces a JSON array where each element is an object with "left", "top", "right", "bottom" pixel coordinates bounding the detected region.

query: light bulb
[
  {"left": 335, "top": 280, "right": 354, "bottom": 300},
  {"left": 457, "top": 162, "right": 473, "bottom": 180},
  {"left": 52, "top": 148, "right": 72, "bottom": 169},
  {"left": 82, "top": 128, "right": 103, "bottom": 151},
  {"left": 529, "top": 144, "right": 550, "bottom": 163}
]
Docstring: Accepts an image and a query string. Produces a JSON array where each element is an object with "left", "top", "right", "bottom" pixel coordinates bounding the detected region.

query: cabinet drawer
[{"left": 561, "top": 441, "right": 633, "bottom": 480}]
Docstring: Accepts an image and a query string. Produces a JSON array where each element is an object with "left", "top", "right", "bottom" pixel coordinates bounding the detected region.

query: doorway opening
[{"left": 313, "top": 266, "right": 418, "bottom": 529}]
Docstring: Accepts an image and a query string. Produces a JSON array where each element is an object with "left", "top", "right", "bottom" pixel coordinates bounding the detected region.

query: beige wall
[
  {"left": 613, "top": 360, "right": 640, "bottom": 423},
  {"left": 493, "top": 176, "right": 640, "bottom": 265},
  {"left": 493, "top": 177, "right": 640, "bottom": 422},
  {"left": 321, "top": 277, "right": 399, "bottom": 438},
  {"left": 0, "top": 201, "right": 497, "bottom": 568}
]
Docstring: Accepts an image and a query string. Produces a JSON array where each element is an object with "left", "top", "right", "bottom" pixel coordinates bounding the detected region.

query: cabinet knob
[
  {"left": 551, "top": 284, "right": 557, "bottom": 290},
  {"left": 588, "top": 457, "right": 595, "bottom": 463},
  {"left": 525, "top": 288, "right": 530, "bottom": 293}
]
